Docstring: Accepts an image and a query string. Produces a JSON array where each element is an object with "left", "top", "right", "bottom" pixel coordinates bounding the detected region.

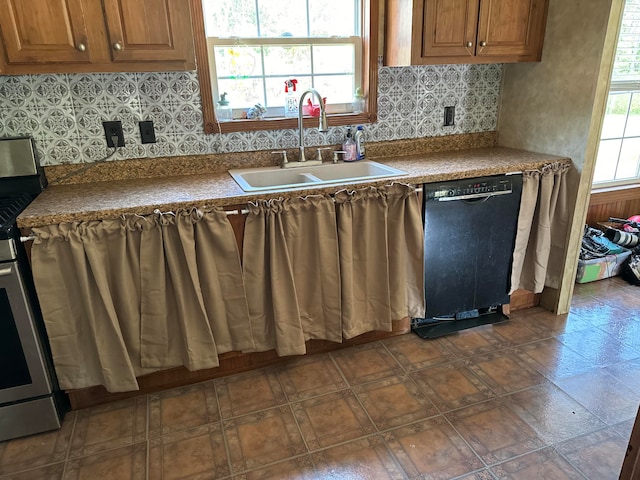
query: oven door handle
[{"left": 0, "top": 266, "right": 13, "bottom": 277}]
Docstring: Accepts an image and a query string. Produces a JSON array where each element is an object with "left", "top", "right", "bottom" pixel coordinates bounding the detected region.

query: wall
[
  {"left": 498, "top": 0, "right": 622, "bottom": 313},
  {"left": 0, "top": 64, "right": 502, "bottom": 166},
  {"left": 586, "top": 187, "right": 640, "bottom": 227}
]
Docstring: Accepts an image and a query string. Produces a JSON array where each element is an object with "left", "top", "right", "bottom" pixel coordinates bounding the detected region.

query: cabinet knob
[
  {"left": 480, "top": 41, "right": 487, "bottom": 47},
  {"left": 466, "top": 41, "right": 473, "bottom": 48},
  {"left": 113, "top": 42, "right": 123, "bottom": 51},
  {"left": 77, "top": 43, "right": 86, "bottom": 52}
]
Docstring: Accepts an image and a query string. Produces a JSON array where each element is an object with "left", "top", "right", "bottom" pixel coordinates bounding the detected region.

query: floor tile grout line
[
  {"left": 145, "top": 394, "right": 150, "bottom": 480},
  {"left": 285, "top": 401, "right": 312, "bottom": 455},
  {"left": 554, "top": 448, "right": 591, "bottom": 480},
  {"left": 61, "top": 409, "right": 78, "bottom": 477},
  {"left": 379, "top": 339, "right": 412, "bottom": 375},
  {"left": 441, "top": 411, "right": 490, "bottom": 470},
  {"left": 480, "top": 445, "right": 574, "bottom": 473},
  {"left": 212, "top": 375, "right": 234, "bottom": 479},
  {"left": 328, "top": 341, "right": 407, "bottom": 388},
  {"left": 231, "top": 450, "right": 314, "bottom": 478},
  {"left": 344, "top": 375, "right": 382, "bottom": 434},
  {"left": 272, "top": 355, "right": 347, "bottom": 404},
  {"left": 0, "top": 460, "right": 68, "bottom": 479},
  {"left": 374, "top": 429, "right": 414, "bottom": 480}
]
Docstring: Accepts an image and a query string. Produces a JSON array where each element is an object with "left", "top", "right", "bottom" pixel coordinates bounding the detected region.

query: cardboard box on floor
[{"left": 620, "top": 406, "right": 640, "bottom": 479}]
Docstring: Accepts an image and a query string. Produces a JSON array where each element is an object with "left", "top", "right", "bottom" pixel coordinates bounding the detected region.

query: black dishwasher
[{"left": 413, "top": 174, "right": 523, "bottom": 338}]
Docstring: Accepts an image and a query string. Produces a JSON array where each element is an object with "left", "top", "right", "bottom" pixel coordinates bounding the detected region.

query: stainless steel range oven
[{"left": 0, "top": 137, "right": 66, "bottom": 441}]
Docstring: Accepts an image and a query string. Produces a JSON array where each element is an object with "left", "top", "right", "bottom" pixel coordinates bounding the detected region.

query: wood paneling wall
[{"left": 586, "top": 185, "right": 640, "bottom": 227}]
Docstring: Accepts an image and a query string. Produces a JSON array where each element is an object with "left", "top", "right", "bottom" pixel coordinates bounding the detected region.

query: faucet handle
[
  {"left": 315, "top": 147, "right": 331, "bottom": 162},
  {"left": 271, "top": 150, "right": 289, "bottom": 167},
  {"left": 333, "top": 150, "right": 346, "bottom": 163}
]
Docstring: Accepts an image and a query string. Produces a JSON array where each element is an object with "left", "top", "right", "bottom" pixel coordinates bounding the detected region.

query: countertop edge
[{"left": 18, "top": 147, "right": 572, "bottom": 229}]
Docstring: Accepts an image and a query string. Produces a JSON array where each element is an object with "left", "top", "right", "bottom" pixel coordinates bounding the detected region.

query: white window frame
[
  {"left": 207, "top": 36, "right": 363, "bottom": 119},
  {"left": 191, "top": 0, "right": 378, "bottom": 134},
  {"left": 595, "top": 88, "right": 640, "bottom": 188}
]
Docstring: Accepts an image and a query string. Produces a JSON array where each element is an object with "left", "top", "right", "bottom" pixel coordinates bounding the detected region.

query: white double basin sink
[{"left": 229, "top": 160, "right": 407, "bottom": 192}]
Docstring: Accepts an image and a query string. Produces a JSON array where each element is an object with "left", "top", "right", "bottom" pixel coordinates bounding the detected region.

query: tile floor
[{"left": 1, "top": 277, "right": 639, "bottom": 479}]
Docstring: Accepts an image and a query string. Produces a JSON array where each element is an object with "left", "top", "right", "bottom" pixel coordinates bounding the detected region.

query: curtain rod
[{"left": 20, "top": 186, "right": 423, "bottom": 242}]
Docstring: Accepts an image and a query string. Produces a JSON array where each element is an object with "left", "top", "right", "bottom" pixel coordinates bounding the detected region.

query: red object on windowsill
[{"left": 302, "top": 97, "right": 327, "bottom": 117}]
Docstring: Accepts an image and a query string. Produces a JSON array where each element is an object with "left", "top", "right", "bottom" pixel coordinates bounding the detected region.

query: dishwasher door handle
[{"left": 435, "top": 189, "right": 513, "bottom": 202}]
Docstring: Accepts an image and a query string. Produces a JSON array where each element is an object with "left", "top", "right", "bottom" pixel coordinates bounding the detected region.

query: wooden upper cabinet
[
  {"left": 0, "top": 0, "right": 195, "bottom": 73},
  {"left": 385, "top": 0, "right": 548, "bottom": 66},
  {"left": 101, "top": 0, "right": 194, "bottom": 65},
  {"left": 476, "top": 0, "right": 547, "bottom": 60},
  {"left": 422, "top": 0, "right": 479, "bottom": 60},
  {"left": 0, "top": 0, "right": 94, "bottom": 65}
]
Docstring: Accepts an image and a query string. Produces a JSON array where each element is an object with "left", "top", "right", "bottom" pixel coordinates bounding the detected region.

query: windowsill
[{"left": 204, "top": 111, "right": 376, "bottom": 134}]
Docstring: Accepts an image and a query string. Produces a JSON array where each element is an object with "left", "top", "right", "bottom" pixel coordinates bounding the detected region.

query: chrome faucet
[
  {"left": 272, "top": 88, "right": 329, "bottom": 168},
  {"left": 296, "top": 88, "right": 328, "bottom": 164}
]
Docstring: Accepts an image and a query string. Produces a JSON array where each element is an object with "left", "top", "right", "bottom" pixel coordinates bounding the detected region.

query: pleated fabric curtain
[
  {"left": 510, "top": 162, "right": 570, "bottom": 294},
  {"left": 335, "top": 184, "right": 424, "bottom": 338},
  {"left": 242, "top": 196, "right": 342, "bottom": 356},
  {"left": 31, "top": 208, "right": 252, "bottom": 392},
  {"left": 31, "top": 185, "right": 425, "bottom": 393},
  {"left": 385, "top": 184, "right": 425, "bottom": 319}
]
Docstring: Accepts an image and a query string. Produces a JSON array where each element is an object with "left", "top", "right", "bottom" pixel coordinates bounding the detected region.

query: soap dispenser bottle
[
  {"left": 342, "top": 128, "right": 357, "bottom": 162},
  {"left": 354, "top": 125, "right": 365, "bottom": 160}
]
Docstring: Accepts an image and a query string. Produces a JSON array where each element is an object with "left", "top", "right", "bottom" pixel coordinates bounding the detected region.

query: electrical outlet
[
  {"left": 444, "top": 106, "right": 455, "bottom": 126},
  {"left": 139, "top": 120, "right": 156, "bottom": 144},
  {"left": 102, "top": 121, "right": 125, "bottom": 147}
]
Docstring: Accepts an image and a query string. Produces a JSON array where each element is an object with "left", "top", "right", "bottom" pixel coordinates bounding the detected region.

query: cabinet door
[
  {"left": 101, "top": 0, "right": 194, "bottom": 65},
  {"left": 476, "top": 0, "right": 547, "bottom": 60},
  {"left": 0, "top": 0, "right": 93, "bottom": 65},
  {"left": 421, "top": 0, "right": 480, "bottom": 60}
]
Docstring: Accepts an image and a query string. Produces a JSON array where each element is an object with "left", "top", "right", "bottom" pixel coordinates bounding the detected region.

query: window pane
[
  {"left": 594, "top": 139, "right": 622, "bottom": 183},
  {"left": 612, "top": 0, "right": 640, "bottom": 83},
  {"left": 313, "top": 45, "right": 354, "bottom": 74},
  {"left": 601, "top": 93, "right": 630, "bottom": 139},
  {"left": 309, "top": 0, "right": 357, "bottom": 36},
  {"left": 616, "top": 137, "right": 640, "bottom": 179},
  {"left": 263, "top": 45, "right": 311, "bottom": 76},
  {"left": 214, "top": 46, "right": 263, "bottom": 79},
  {"left": 203, "top": 0, "right": 257, "bottom": 37},
  {"left": 218, "top": 78, "right": 265, "bottom": 108},
  {"left": 313, "top": 75, "right": 354, "bottom": 104},
  {"left": 625, "top": 92, "right": 640, "bottom": 137},
  {"left": 257, "top": 0, "right": 307, "bottom": 37}
]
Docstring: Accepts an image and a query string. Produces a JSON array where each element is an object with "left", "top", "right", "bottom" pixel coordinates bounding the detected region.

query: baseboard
[{"left": 509, "top": 289, "right": 541, "bottom": 311}]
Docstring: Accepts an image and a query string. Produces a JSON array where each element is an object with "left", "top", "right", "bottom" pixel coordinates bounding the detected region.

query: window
[
  {"left": 594, "top": 0, "right": 640, "bottom": 186},
  {"left": 191, "top": 0, "right": 378, "bottom": 133}
]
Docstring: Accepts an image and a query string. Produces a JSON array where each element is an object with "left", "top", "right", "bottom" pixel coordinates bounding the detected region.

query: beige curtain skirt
[
  {"left": 31, "top": 185, "right": 424, "bottom": 392},
  {"left": 510, "top": 162, "right": 570, "bottom": 294}
]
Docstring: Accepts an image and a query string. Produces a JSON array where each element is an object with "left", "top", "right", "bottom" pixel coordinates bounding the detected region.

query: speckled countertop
[{"left": 17, "top": 144, "right": 570, "bottom": 229}]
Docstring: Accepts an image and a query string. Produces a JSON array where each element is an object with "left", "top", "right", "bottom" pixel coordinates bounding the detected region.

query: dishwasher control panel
[{"left": 424, "top": 175, "right": 515, "bottom": 201}]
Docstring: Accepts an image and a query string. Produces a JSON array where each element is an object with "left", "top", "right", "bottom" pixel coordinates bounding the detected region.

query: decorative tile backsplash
[{"left": 0, "top": 64, "right": 502, "bottom": 166}]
